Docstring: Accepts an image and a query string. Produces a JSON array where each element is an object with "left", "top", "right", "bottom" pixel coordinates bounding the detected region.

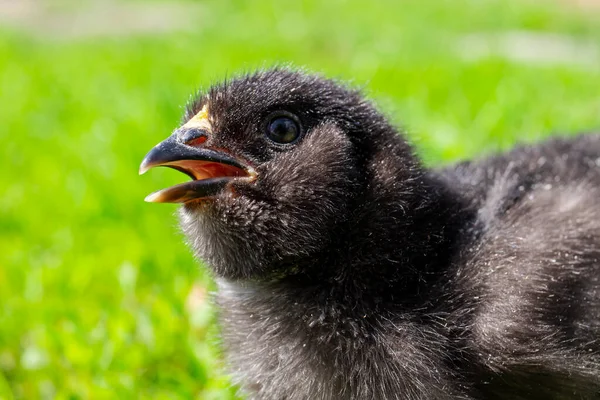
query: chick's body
[{"left": 141, "top": 69, "right": 600, "bottom": 399}]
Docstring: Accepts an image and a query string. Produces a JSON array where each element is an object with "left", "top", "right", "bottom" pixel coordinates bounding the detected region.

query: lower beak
[{"left": 139, "top": 136, "right": 254, "bottom": 203}]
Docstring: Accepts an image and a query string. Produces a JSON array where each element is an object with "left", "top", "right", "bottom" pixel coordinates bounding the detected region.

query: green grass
[{"left": 1, "top": 0, "right": 599, "bottom": 397}]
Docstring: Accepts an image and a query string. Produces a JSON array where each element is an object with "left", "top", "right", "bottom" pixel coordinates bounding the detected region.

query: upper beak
[{"left": 139, "top": 134, "right": 255, "bottom": 203}]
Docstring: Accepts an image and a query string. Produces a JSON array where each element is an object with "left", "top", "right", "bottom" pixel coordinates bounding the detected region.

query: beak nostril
[
  {"left": 186, "top": 135, "right": 208, "bottom": 147},
  {"left": 180, "top": 128, "right": 209, "bottom": 147}
]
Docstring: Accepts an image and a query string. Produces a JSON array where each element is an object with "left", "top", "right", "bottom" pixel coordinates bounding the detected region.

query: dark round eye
[{"left": 266, "top": 115, "right": 301, "bottom": 144}]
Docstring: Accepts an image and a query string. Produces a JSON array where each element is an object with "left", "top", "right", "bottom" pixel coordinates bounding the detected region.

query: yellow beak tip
[
  {"left": 139, "top": 163, "right": 152, "bottom": 175},
  {"left": 144, "top": 192, "right": 162, "bottom": 203}
]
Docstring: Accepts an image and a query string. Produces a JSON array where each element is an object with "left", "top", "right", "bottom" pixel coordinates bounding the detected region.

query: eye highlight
[{"left": 265, "top": 113, "right": 301, "bottom": 144}]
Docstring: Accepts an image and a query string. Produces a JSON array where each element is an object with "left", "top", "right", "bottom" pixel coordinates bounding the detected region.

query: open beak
[{"left": 139, "top": 135, "right": 255, "bottom": 203}]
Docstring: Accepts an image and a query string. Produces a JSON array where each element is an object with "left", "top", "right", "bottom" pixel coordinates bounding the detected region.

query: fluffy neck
[{"left": 213, "top": 160, "right": 475, "bottom": 398}]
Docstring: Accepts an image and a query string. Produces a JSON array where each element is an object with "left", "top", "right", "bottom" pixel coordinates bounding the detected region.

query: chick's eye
[{"left": 266, "top": 116, "right": 300, "bottom": 144}]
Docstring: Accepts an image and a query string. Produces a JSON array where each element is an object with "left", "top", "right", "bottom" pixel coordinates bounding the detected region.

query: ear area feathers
[{"left": 265, "top": 122, "right": 358, "bottom": 201}]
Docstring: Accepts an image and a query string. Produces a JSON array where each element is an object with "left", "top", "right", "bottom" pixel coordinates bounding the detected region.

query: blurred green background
[{"left": 1, "top": 0, "right": 599, "bottom": 398}]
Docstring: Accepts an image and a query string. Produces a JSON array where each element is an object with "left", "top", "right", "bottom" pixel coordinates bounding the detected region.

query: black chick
[{"left": 140, "top": 69, "right": 600, "bottom": 400}]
